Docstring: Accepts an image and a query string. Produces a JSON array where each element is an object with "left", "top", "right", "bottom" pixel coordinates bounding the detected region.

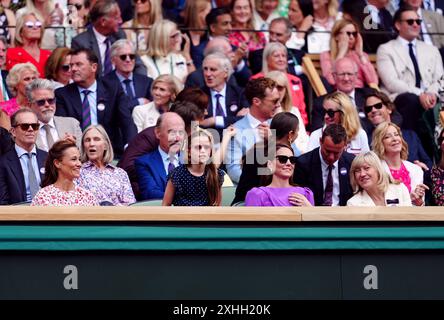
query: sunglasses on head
[
  {"left": 364, "top": 102, "right": 384, "bottom": 114},
  {"left": 323, "top": 109, "right": 342, "bottom": 118},
  {"left": 402, "top": 19, "right": 422, "bottom": 26},
  {"left": 276, "top": 155, "right": 297, "bottom": 165},
  {"left": 14, "top": 123, "right": 40, "bottom": 131},
  {"left": 35, "top": 98, "right": 56, "bottom": 107},
  {"left": 344, "top": 31, "right": 358, "bottom": 37},
  {"left": 25, "top": 21, "right": 43, "bottom": 29},
  {"left": 119, "top": 54, "right": 136, "bottom": 61}
]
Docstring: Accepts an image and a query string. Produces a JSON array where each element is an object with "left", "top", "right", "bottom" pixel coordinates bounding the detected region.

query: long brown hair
[
  {"left": 41, "top": 140, "right": 78, "bottom": 188},
  {"left": 186, "top": 128, "right": 221, "bottom": 206}
]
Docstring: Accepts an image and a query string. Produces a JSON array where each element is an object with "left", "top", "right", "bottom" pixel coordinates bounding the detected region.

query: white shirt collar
[
  {"left": 15, "top": 144, "right": 37, "bottom": 157},
  {"left": 78, "top": 80, "right": 97, "bottom": 93},
  {"left": 158, "top": 145, "right": 178, "bottom": 162},
  {"left": 210, "top": 83, "right": 227, "bottom": 98},
  {"left": 92, "top": 26, "right": 107, "bottom": 44},
  {"left": 39, "top": 117, "right": 56, "bottom": 129},
  {"left": 246, "top": 113, "right": 264, "bottom": 129},
  {"left": 398, "top": 36, "right": 417, "bottom": 47}
]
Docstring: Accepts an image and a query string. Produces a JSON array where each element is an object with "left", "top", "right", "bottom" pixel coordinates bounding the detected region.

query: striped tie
[
  {"left": 81, "top": 89, "right": 91, "bottom": 130},
  {"left": 103, "top": 37, "right": 112, "bottom": 75}
]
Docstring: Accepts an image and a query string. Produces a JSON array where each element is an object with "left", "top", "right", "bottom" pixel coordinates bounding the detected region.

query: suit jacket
[
  {"left": 36, "top": 116, "right": 82, "bottom": 151},
  {"left": 102, "top": 70, "right": 153, "bottom": 110},
  {"left": 0, "top": 147, "right": 47, "bottom": 204},
  {"left": 55, "top": 79, "right": 137, "bottom": 156},
  {"left": 202, "top": 83, "right": 249, "bottom": 139},
  {"left": 134, "top": 149, "right": 168, "bottom": 200},
  {"left": 293, "top": 147, "right": 355, "bottom": 206},
  {"left": 421, "top": 9, "right": 444, "bottom": 49},
  {"left": 377, "top": 37, "right": 444, "bottom": 100},
  {"left": 1, "top": 70, "right": 10, "bottom": 99},
  {"left": 185, "top": 64, "right": 252, "bottom": 89},
  {"left": 117, "top": 126, "right": 158, "bottom": 199},
  {"left": 248, "top": 47, "right": 305, "bottom": 76},
  {"left": 71, "top": 27, "right": 147, "bottom": 77},
  {"left": 347, "top": 183, "right": 412, "bottom": 206},
  {"left": 0, "top": 127, "right": 13, "bottom": 156}
]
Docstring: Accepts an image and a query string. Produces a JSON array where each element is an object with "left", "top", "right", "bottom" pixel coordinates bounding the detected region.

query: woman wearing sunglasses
[
  {"left": 320, "top": 19, "right": 378, "bottom": 89},
  {"left": 5, "top": 12, "right": 51, "bottom": 77},
  {"left": 245, "top": 143, "right": 314, "bottom": 206},
  {"left": 347, "top": 151, "right": 412, "bottom": 206},
  {"left": 0, "top": 62, "right": 38, "bottom": 130},
  {"left": 44, "top": 47, "right": 72, "bottom": 89},
  {"left": 307, "top": 91, "right": 369, "bottom": 155}
]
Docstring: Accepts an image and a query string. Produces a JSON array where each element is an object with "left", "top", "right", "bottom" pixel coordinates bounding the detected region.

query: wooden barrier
[{"left": 0, "top": 206, "right": 443, "bottom": 221}]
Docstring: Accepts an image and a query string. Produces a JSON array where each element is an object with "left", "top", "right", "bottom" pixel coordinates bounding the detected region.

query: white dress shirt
[
  {"left": 77, "top": 81, "right": 98, "bottom": 125},
  {"left": 38, "top": 118, "right": 60, "bottom": 152},
  {"left": 319, "top": 148, "right": 340, "bottom": 206},
  {"left": 158, "top": 146, "right": 179, "bottom": 175},
  {"left": 92, "top": 27, "right": 108, "bottom": 72},
  {"left": 210, "top": 84, "right": 227, "bottom": 128}
]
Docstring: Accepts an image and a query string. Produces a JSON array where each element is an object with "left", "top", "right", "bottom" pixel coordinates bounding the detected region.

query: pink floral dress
[{"left": 31, "top": 184, "right": 99, "bottom": 206}]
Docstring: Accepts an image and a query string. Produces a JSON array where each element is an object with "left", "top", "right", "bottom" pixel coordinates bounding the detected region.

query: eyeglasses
[
  {"left": 343, "top": 31, "right": 358, "bottom": 37},
  {"left": 364, "top": 102, "right": 384, "bottom": 114},
  {"left": 24, "top": 21, "right": 43, "bottom": 29},
  {"left": 34, "top": 98, "right": 56, "bottom": 107},
  {"left": 119, "top": 54, "right": 136, "bottom": 61},
  {"left": 401, "top": 19, "right": 422, "bottom": 26},
  {"left": 323, "top": 109, "right": 342, "bottom": 118},
  {"left": 13, "top": 123, "right": 40, "bottom": 131},
  {"left": 133, "top": 0, "right": 148, "bottom": 3},
  {"left": 334, "top": 72, "right": 356, "bottom": 78},
  {"left": 276, "top": 155, "right": 297, "bottom": 165},
  {"left": 60, "top": 64, "right": 71, "bottom": 72}
]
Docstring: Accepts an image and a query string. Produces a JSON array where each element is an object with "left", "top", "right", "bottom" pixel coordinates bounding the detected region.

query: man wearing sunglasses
[
  {"left": 71, "top": 0, "right": 147, "bottom": 77},
  {"left": 293, "top": 124, "right": 355, "bottom": 206},
  {"left": 102, "top": 39, "right": 153, "bottom": 110},
  {"left": 377, "top": 6, "right": 443, "bottom": 134},
  {"left": 0, "top": 109, "right": 47, "bottom": 205},
  {"left": 27, "top": 79, "right": 82, "bottom": 152}
]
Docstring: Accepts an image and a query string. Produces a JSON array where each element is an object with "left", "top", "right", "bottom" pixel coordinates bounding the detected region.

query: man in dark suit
[
  {"left": 249, "top": 17, "right": 305, "bottom": 76},
  {"left": 0, "top": 109, "right": 47, "bottom": 205},
  {"left": 103, "top": 39, "right": 153, "bottom": 111},
  {"left": 71, "top": 0, "right": 146, "bottom": 77},
  {"left": 294, "top": 124, "right": 355, "bottom": 206},
  {"left": 134, "top": 112, "right": 185, "bottom": 200},
  {"left": 200, "top": 52, "right": 249, "bottom": 141},
  {"left": 185, "top": 37, "right": 252, "bottom": 89},
  {"left": 0, "top": 127, "right": 13, "bottom": 156},
  {"left": 55, "top": 48, "right": 137, "bottom": 157}
]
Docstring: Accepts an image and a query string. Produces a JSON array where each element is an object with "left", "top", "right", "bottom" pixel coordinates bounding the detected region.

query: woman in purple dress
[{"left": 245, "top": 143, "right": 314, "bottom": 207}]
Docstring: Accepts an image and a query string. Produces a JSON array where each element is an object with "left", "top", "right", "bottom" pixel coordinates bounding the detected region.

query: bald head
[
  {"left": 333, "top": 57, "right": 358, "bottom": 94},
  {"left": 155, "top": 112, "right": 186, "bottom": 155}
]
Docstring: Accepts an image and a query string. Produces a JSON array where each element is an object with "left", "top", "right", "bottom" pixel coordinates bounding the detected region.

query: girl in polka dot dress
[{"left": 162, "top": 127, "right": 235, "bottom": 206}]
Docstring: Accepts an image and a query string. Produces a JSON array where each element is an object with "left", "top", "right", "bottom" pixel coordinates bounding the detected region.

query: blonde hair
[
  {"left": 350, "top": 151, "right": 396, "bottom": 193},
  {"left": 14, "top": 11, "right": 45, "bottom": 47},
  {"left": 145, "top": 19, "right": 177, "bottom": 57},
  {"left": 327, "top": 0, "right": 339, "bottom": 17},
  {"left": 6, "top": 62, "right": 39, "bottom": 96},
  {"left": 184, "top": 0, "right": 211, "bottom": 29},
  {"left": 80, "top": 125, "right": 114, "bottom": 164},
  {"left": 324, "top": 91, "right": 361, "bottom": 142},
  {"left": 151, "top": 74, "right": 183, "bottom": 102},
  {"left": 330, "top": 19, "right": 360, "bottom": 60},
  {"left": 266, "top": 70, "right": 292, "bottom": 112},
  {"left": 262, "top": 42, "right": 287, "bottom": 74},
  {"left": 22, "top": 0, "right": 54, "bottom": 22},
  {"left": 371, "top": 122, "right": 409, "bottom": 160},
  {"left": 133, "top": 0, "right": 162, "bottom": 27}
]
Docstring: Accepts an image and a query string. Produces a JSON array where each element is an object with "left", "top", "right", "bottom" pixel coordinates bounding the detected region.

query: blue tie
[
  {"left": 123, "top": 79, "right": 135, "bottom": 101},
  {"left": 215, "top": 93, "right": 224, "bottom": 117},
  {"left": 103, "top": 37, "right": 112, "bottom": 75},
  {"left": 81, "top": 89, "right": 91, "bottom": 130}
]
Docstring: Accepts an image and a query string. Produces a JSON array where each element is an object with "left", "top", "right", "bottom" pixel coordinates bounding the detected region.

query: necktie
[
  {"left": 408, "top": 43, "right": 422, "bottom": 88},
  {"left": 44, "top": 124, "right": 55, "bottom": 150},
  {"left": 214, "top": 93, "right": 224, "bottom": 117},
  {"left": 123, "top": 79, "right": 135, "bottom": 101},
  {"left": 167, "top": 157, "right": 175, "bottom": 174},
  {"left": 26, "top": 152, "right": 39, "bottom": 199},
  {"left": 81, "top": 89, "right": 91, "bottom": 130},
  {"left": 103, "top": 37, "right": 112, "bottom": 75},
  {"left": 323, "top": 165, "right": 333, "bottom": 206},
  {"left": 378, "top": 9, "right": 386, "bottom": 29}
]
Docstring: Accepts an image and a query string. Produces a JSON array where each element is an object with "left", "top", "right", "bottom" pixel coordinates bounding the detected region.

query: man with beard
[{"left": 27, "top": 79, "right": 82, "bottom": 152}]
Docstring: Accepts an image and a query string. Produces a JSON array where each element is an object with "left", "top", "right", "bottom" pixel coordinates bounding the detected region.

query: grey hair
[
  {"left": 203, "top": 36, "right": 231, "bottom": 56},
  {"left": 6, "top": 62, "right": 39, "bottom": 97},
  {"left": 203, "top": 52, "right": 233, "bottom": 79},
  {"left": 110, "top": 39, "right": 135, "bottom": 58},
  {"left": 80, "top": 124, "right": 114, "bottom": 164},
  {"left": 25, "top": 78, "right": 56, "bottom": 103},
  {"left": 270, "top": 17, "right": 293, "bottom": 36},
  {"left": 262, "top": 42, "right": 287, "bottom": 74},
  {"left": 333, "top": 57, "right": 358, "bottom": 73}
]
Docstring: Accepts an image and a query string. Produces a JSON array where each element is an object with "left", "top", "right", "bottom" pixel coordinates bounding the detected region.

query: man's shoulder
[
  {"left": 55, "top": 83, "right": 77, "bottom": 95},
  {"left": 136, "top": 148, "right": 160, "bottom": 163},
  {"left": 340, "top": 151, "right": 356, "bottom": 164},
  {"left": 297, "top": 148, "right": 318, "bottom": 163},
  {"left": 53, "top": 115, "right": 80, "bottom": 126},
  {"left": 72, "top": 28, "right": 94, "bottom": 46},
  {"left": 233, "top": 115, "right": 251, "bottom": 129}
]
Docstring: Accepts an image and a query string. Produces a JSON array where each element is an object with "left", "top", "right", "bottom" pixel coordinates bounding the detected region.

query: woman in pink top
[{"left": 320, "top": 19, "right": 378, "bottom": 88}]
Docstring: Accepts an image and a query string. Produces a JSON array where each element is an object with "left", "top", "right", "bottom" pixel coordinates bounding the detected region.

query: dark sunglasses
[
  {"left": 402, "top": 19, "right": 422, "bottom": 26},
  {"left": 119, "top": 54, "right": 136, "bottom": 61},
  {"left": 60, "top": 64, "right": 70, "bottom": 72},
  {"left": 323, "top": 109, "right": 342, "bottom": 118},
  {"left": 35, "top": 98, "right": 56, "bottom": 107},
  {"left": 133, "top": 0, "right": 148, "bottom": 4},
  {"left": 364, "top": 102, "right": 384, "bottom": 114},
  {"left": 276, "top": 155, "right": 297, "bottom": 165},
  {"left": 344, "top": 31, "right": 358, "bottom": 37},
  {"left": 14, "top": 123, "right": 40, "bottom": 131}
]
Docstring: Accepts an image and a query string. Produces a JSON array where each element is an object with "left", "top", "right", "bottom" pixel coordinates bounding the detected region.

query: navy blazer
[
  {"left": 248, "top": 47, "right": 305, "bottom": 76},
  {"left": 294, "top": 147, "right": 355, "bottom": 206},
  {"left": 134, "top": 149, "right": 168, "bottom": 200},
  {"left": 185, "top": 64, "right": 252, "bottom": 89},
  {"left": 102, "top": 70, "right": 154, "bottom": 110},
  {"left": 71, "top": 27, "right": 147, "bottom": 77},
  {"left": 55, "top": 79, "right": 137, "bottom": 156},
  {"left": 0, "top": 147, "right": 47, "bottom": 205},
  {"left": 0, "top": 127, "right": 13, "bottom": 156}
]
